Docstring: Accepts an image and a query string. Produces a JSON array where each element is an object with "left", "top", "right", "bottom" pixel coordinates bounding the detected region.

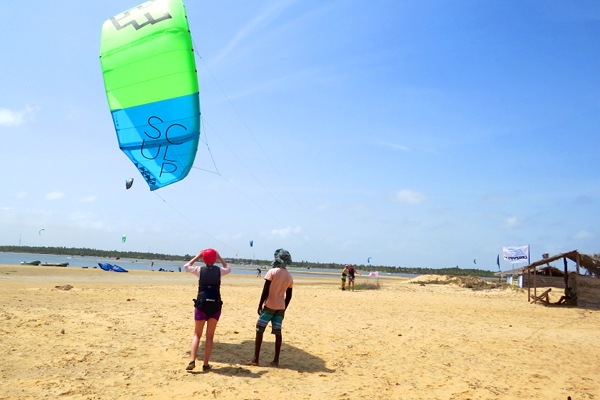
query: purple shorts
[{"left": 194, "top": 307, "right": 221, "bottom": 321}]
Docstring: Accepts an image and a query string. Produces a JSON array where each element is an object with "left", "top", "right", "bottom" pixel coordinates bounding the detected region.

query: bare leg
[
  {"left": 248, "top": 331, "right": 264, "bottom": 365},
  {"left": 203, "top": 318, "right": 218, "bottom": 367},
  {"left": 272, "top": 334, "right": 282, "bottom": 366},
  {"left": 190, "top": 320, "right": 206, "bottom": 362}
]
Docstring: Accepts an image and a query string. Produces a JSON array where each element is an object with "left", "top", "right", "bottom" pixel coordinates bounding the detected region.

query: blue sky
[{"left": 1, "top": 0, "right": 599, "bottom": 270}]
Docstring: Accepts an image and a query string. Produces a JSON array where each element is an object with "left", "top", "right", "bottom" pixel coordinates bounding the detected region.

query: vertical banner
[{"left": 503, "top": 245, "right": 530, "bottom": 264}]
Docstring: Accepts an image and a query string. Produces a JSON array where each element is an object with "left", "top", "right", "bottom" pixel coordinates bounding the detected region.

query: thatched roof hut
[{"left": 497, "top": 250, "right": 600, "bottom": 309}]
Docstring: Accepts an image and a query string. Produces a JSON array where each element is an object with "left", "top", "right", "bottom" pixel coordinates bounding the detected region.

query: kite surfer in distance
[
  {"left": 347, "top": 264, "right": 360, "bottom": 291},
  {"left": 341, "top": 265, "right": 349, "bottom": 291},
  {"left": 184, "top": 248, "right": 230, "bottom": 372}
]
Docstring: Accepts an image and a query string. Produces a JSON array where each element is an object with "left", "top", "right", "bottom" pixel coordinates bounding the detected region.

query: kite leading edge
[{"left": 100, "top": 0, "right": 200, "bottom": 190}]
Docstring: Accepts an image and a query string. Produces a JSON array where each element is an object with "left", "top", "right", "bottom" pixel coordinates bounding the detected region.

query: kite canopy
[
  {"left": 126, "top": 178, "right": 134, "bottom": 190},
  {"left": 100, "top": 0, "right": 200, "bottom": 190}
]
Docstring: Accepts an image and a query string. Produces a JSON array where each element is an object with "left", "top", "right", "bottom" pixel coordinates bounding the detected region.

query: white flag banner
[
  {"left": 369, "top": 271, "right": 379, "bottom": 278},
  {"left": 503, "top": 246, "right": 530, "bottom": 264}
]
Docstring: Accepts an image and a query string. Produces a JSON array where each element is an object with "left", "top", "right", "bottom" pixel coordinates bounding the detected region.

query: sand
[{"left": 1, "top": 265, "right": 598, "bottom": 400}]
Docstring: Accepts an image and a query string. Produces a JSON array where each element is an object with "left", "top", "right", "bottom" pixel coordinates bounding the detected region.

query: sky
[{"left": 1, "top": 0, "right": 599, "bottom": 271}]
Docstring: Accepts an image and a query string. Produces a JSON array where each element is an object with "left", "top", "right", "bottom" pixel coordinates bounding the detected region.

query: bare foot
[{"left": 245, "top": 359, "right": 258, "bottom": 366}]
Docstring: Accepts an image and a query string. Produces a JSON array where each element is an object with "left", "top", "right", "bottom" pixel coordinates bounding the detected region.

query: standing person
[
  {"left": 347, "top": 264, "right": 361, "bottom": 291},
  {"left": 341, "top": 265, "right": 349, "bottom": 291},
  {"left": 247, "top": 249, "right": 294, "bottom": 367},
  {"left": 183, "top": 248, "right": 231, "bottom": 371}
]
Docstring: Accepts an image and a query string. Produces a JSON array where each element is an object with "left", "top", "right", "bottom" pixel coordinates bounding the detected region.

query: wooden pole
[
  {"left": 533, "top": 267, "right": 537, "bottom": 300},
  {"left": 564, "top": 257, "right": 569, "bottom": 290},
  {"left": 527, "top": 268, "right": 531, "bottom": 302}
]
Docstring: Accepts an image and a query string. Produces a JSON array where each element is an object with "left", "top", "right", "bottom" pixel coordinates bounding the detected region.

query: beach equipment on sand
[
  {"left": 100, "top": 0, "right": 200, "bottom": 191},
  {"left": 41, "top": 262, "right": 69, "bottom": 267},
  {"left": 21, "top": 260, "right": 41, "bottom": 266},
  {"left": 98, "top": 263, "right": 128, "bottom": 272}
]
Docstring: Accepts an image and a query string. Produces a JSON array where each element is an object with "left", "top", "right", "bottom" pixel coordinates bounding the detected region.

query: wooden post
[
  {"left": 576, "top": 252, "right": 581, "bottom": 275},
  {"left": 527, "top": 268, "right": 531, "bottom": 302},
  {"left": 564, "top": 257, "right": 569, "bottom": 290},
  {"left": 533, "top": 267, "right": 537, "bottom": 301}
]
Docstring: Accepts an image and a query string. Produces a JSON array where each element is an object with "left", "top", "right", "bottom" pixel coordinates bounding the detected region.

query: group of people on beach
[
  {"left": 341, "top": 264, "right": 360, "bottom": 291},
  {"left": 183, "top": 248, "right": 293, "bottom": 371}
]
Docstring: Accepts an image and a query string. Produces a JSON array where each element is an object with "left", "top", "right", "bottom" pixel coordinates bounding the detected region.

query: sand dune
[{"left": 0, "top": 265, "right": 598, "bottom": 399}]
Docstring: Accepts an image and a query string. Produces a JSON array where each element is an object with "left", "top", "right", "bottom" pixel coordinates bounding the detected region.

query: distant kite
[
  {"left": 39, "top": 229, "right": 45, "bottom": 235},
  {"left": 367, "top": 257, "right": 372, "bottom": 264},
  {"left": 122, "top": 235, "right": 127, "bottom": 243},
  {"left": 126, "top": 178, "right": 134, "bottom": 190},
  {"left": 250, "top": 240, "right": 253, "bottom": 247},
  {"left": 474, "top": 258, "right": 477, "bottom": 264}
]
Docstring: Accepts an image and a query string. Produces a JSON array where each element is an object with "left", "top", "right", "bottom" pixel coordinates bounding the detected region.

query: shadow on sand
[{"left": 189, "top": 339, "right": 334, "bottom": 377}]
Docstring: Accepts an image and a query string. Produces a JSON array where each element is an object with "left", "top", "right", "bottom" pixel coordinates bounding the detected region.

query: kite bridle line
[
  {"left": 192, "top": 115, "right": 322, "bottom": 256},
  {"left": 191, "top": 42, "right": 328, "bottom": 258},
  {"left": 152, "top": 191, "right": 234, "bottom": 253}
]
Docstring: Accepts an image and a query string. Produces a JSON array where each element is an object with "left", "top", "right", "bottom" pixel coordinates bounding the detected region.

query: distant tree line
[
  {"left": 1, "top": 246, "right": 496, "bottom": 277},
  {"left": 0, "top": 245, "right": 191, "bottom": 262}
]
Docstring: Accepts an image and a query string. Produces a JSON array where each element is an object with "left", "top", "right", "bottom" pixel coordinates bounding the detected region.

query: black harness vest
[{"left": 193, "top": 265, "right": 222, "bottom": 315}]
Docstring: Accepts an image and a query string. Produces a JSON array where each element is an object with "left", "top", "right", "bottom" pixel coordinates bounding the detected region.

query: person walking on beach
[
  {"left": 347, "top": 264, "right": 361, "bottom": 291},
  {"left": 247, "top": 249, "right": 294, "bottom": 367},
  {"left": 184, "top": 248, "right": 231, "bottom": 372},
  {"left": 341, "top": 265, "right": 349, "bottom": 291}
]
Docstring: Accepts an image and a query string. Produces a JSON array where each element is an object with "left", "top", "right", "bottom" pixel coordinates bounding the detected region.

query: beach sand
[{"left": 1, "top": 265, "right": 598, "bottom": 400}]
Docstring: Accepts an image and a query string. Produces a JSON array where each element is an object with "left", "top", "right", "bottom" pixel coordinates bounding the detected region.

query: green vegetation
[{"left": 0, "top": 246, "right": 497, "bottom": 277}]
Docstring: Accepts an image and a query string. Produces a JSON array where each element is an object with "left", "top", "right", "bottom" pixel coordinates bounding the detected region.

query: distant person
[
  {"left": 183, "top": 248, "right": 231, "bottom": 371},
  {"left": 247, "top": 249, "right": 294, "bottom": 367},
  {"left": 256, "top": 267, "right": 261, "bottom": 277},
  {"left": 341, "top": 265, "right": 349, "bottom": 291},
  {"left": 347, "top": 264, "right": 361, "bottom": 291},
  {"left": 557, "top": 287, "right": 576, "bottom": 304}
]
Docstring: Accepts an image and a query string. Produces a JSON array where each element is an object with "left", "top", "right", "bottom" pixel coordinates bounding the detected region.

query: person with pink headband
[{"left": 183, "top": 248, "right": 230, "bottom": 371}]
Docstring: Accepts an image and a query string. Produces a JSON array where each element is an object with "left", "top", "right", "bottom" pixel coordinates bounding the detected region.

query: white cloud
[
  {"left": 502, "top": 216, "right": 520, "bottom": 229},
  {"left": 316, "top": 202, "right": 330, "bottom": 210},
  {"left": 395, "top": 189, "right": 426, "bottom": 205},
  {"left": 212, "top": 0, "right": 298, "bottom": 66},
  {"left": 574, "top": 230, "right": 594, "bottom": 240},
  {"left": 80, "top": 196, "right": 97, "bottom": 202},
  {"left": 346, "top": 203, "right": 366, "bottom": 211},
  {"left": 270, "top": 225, "right": 302, "bottom": 239},
  {"left": 380, "top": 142, "right": 409, "bottom": 151},
  {"left": 45, "top": 192, "right": 65, "bottom": 200},
  {"left": 0, "top": 105, "right": 38, "bottom": 126}
]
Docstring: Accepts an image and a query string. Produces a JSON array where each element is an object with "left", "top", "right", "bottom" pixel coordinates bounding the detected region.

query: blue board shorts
[{"left": 256, "top": 307, "right": 285, "bottom": 335}]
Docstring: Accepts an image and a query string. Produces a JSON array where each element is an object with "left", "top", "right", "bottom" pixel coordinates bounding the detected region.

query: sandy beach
[{"left": 1, "top": 265, "right": 598, "bottom": 400}]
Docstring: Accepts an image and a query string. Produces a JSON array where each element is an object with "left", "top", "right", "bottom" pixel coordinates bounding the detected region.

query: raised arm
[{"left": 184, "top": 250, "right": 204, "bottom": 267}]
